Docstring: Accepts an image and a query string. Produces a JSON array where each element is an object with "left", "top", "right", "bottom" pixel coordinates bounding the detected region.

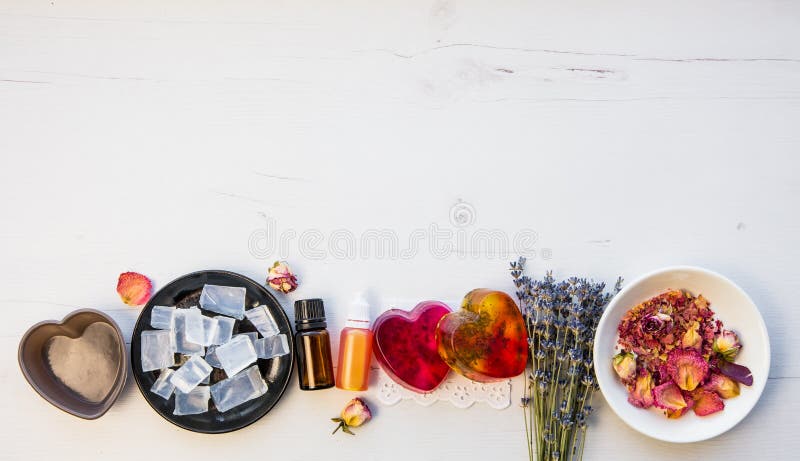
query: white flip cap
[{"left": 345, "top": 291, "right": 371, "bottom": 329}]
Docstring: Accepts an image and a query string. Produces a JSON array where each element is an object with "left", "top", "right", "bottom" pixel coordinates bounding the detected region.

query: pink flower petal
[
  {"left": 116, "top": 272, "right": 152, "bottom": 306},
  {"left": 667, "top": 392, "right": 694, "bottom": 419},
  {"left": 653, "top": 382, "right": 689, "bottom": 412},
  {"left": 704, "top": 373, "right": 740, "bottom": 399},
  {"left": 627, "top": 370, "right": 655, "bottom": 408},
  {"left": 693, "top": 389, "right": 725, "bottom": 416},
  {"left": 666, "top": 348, "right": 709, "bottom": 391},
  {"left": 681, "top": 321, "right": 703, "bottom": 352},
  {"left": 717, "top": 360, "right": 754, "bottom": 386}
]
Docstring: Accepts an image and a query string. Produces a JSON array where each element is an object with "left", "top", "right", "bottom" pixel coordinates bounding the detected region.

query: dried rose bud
[
  {"left": 681, "top": 321, "right": 703, "bottom": 352},
  {"left": 267, "top": 261, "right": 298, "bottom": 294},
  {"left": 641, "top": 313, "right": 671, "bottom": 334},
  {"left": 117, "top": 272, "right": 152, "bottom": 306},
  {"left": 713, "top": 330, "right": 741, "bottom": 361},
  {"left": 331, "top": 398, "right": 372, "bottom": 435},
  {"left": 704, "top": 373, "right": 740, "bottom": 399},
  {"left": 612, "top": 352, "right": 637, "bottom": 382},
  {"left": 666, "top": 348, "right": 709, "bottom": 391}
]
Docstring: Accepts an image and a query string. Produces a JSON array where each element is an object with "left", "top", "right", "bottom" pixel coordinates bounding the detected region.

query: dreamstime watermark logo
[
  {"left": 449, "top": 199, "right": 476, "bottom": 227},
  {"left": 248, "top": 200, "right": 552, "bottom": 261}
]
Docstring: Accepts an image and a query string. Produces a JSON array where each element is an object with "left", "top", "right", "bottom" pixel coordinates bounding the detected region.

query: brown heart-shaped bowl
[{"left": 18, "top": 309, "right": 128, "bottom": 419}]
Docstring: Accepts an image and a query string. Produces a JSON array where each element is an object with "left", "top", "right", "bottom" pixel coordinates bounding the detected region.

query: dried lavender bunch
[{"left": 510, "top": 257, "right": 621, "bottom": 461}]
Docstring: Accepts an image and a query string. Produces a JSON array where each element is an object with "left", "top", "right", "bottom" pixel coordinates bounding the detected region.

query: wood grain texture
[{"left": 1, "top": 1, "right": 799, "bottom": 459}]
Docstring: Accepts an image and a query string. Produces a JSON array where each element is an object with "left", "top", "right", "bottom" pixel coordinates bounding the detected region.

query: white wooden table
[{"left": 2, "top": 1, "right": 799, "bottom": 459}]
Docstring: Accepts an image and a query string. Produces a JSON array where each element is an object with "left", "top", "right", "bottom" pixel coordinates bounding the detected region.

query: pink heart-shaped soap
[{"left": 372, "top": 301, "right": 451, "bottom": 393}]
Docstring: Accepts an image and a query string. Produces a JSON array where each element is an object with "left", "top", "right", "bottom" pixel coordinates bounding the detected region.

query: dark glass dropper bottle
[{"left": 294, "top": 299, "right": 335, "bottom": 390}]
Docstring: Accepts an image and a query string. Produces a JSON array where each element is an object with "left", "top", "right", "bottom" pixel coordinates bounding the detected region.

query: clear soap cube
[
  {"left": 150, "top": 305, "right": 176, "bottom": 330},
  {"left": 234, "top": 332, "right": 259, "bottom": 349},
  {"left": 183, "top": 307, "right": 205, "bottom": 346},
  {"left": 201, "top": 316, "right": 218, "bottom": 347},
  {"left": 205, "top": 345, "right": 222, "bottom": 368},
  {"left": 212, "top": 316, "right": 235, "bottom": 345},
  {"left": 173, "top": 386, "right": 210, "bottom": 415},
  {"left": 150, "top": 368, "right": 176, "bottom": 400},
  {"left": 245, "top": 306, "right": 279, "bottom": 338},
  {"left": 199, "top": 284, "right": 246, "bottom": 319},
  {"left": 215, "top": 334, "right": 257, "bottom": 377},
  {"left": 168, "top": 326, "right": 177, "bottom": 353},
  {"left": 140, "top": 330, "right": 175, "bottom": 372},
  {"left": 174, "top": 310, "right": 204, "bottom": 356},
  {"left": 255, "top": 334, "right": 290, "bottom": 360},
  {"left": 210, "top": 365, "right": 268, "bottom": 413},
  {"left": 169, "top": 355, "right": 212, "bottom": 393}
]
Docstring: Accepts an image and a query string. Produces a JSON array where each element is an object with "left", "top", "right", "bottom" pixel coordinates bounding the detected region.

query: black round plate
[{"left": 131, "top": 270, "right": 294, "bottom": 434}]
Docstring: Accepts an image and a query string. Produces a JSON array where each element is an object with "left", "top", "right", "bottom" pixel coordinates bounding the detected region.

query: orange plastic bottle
[{"left": 336, "top": 293, "right": 373, "bottom": 391}]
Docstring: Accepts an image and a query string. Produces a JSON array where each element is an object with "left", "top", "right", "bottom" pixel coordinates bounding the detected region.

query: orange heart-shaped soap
[{"left": 435, "top": 289, "right": 528, "bottom": 382}]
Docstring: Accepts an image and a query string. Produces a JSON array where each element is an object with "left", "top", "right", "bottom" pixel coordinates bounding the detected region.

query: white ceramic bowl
[{"left": 594, "top": 266, "right": 770, "bottom": 443}]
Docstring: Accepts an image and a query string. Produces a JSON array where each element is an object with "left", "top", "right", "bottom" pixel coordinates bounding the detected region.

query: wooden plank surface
[{"left": 1, "top": 1, "right": 798, "bottom": 459}]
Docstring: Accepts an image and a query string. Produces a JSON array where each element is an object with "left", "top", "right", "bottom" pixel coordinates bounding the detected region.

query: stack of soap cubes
[{"left": 140, "top": 284, "right": 291, "bottom": 415}]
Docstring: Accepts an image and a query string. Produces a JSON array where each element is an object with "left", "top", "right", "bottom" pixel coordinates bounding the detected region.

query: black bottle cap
[{"left": 294, "top": 299, "right": 327, "bottom": 331}]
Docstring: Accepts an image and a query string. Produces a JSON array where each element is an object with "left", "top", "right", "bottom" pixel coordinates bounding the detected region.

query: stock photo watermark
[{"left": 248, "top": 200, "right": 552, "bottom": 261}]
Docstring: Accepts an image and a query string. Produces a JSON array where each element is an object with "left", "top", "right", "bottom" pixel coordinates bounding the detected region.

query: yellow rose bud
[
  {"left": 332, "top": 398, "right": 372, "bottom": 435},
  {"left": 612, "top": 352, "right": 637, "bottom": 382},
  {"left": 713, "top": 330, "right": 741, "bottom": 361}
]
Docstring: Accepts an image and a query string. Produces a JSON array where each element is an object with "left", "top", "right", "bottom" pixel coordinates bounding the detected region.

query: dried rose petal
[
  {"left": 681, "top": 321, "right": 702, "bottom": 352},
  {"left": 693, "top": 389, "right": 725, "bottom": 416},
  {"left": 718, "top": 360, "right": 754, "bottom": 386},
  {"left": 116, "top": 272, "right": 152, "bottom": 306},
  {"left": 704, "top": 373, "right": 740, "bottom": 399},
  {"left": 713, "top": 330, "right": 741, "bottom": 361},
  {"left": 667, "top": 408, "right": 690, "bottom": 419},
  {"left": 627, "top": 370, "right": 654, "bottom": 408},
  {"left": 695, "top": 294, "right": 710, "bottom": 311},
  {"left": 666, "top": 348, "right": 709, "bottom": 391},
  {"left": 653, "top": 382, "right": 690, "bottom": 413},
  {"left": 613, "top": 352, "right": 637, "bottom": 382},
  {"left": 667, "top": 393, "right": 694, "bottom": 419}
]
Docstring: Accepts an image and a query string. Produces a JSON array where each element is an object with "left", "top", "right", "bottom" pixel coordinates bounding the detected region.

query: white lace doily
[{"left": 372, "top": 368, "right": 511, "bottom": 409}]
